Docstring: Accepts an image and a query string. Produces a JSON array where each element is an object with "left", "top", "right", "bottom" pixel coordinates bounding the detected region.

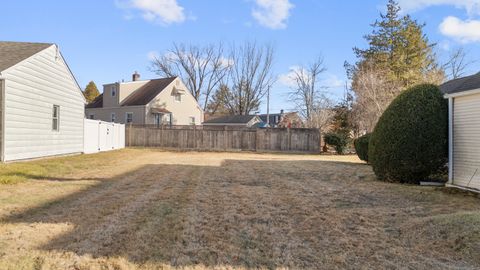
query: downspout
[{"left": 448, "top": 97, "right": 454, "bottom": 185}]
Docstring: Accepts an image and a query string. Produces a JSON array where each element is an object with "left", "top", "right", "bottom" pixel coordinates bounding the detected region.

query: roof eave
[{"left": 444, "top": 88, "right": 480, "bottom": 99}]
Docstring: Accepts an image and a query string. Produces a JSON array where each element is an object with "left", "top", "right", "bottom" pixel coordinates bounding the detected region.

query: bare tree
[
  {"left": 308, "top": 97, "right": 335, "bottom": 130},
  {"left": 350, "top": 60, "right": 400, "bottom": 132},
  {"left": 223, "top": 42, "right": 275, "bottom": 115},
  {"left": 288, "top": 57, "right": 329, "bottom": 127},
  {"left": 150, "top": 43, "right": 231, "bottom": 110},
  {"left": 442, "top": 48, "right": 475, "bottom": 80}
]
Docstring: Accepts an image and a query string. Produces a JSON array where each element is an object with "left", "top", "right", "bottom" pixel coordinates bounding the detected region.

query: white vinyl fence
[{"left": 84, "top": 119, "right": 125, "bottom": 154}]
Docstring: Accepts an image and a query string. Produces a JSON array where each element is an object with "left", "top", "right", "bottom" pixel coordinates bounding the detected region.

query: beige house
[{"left": 86, "top": 74, "right": 203, "bottom": 126}]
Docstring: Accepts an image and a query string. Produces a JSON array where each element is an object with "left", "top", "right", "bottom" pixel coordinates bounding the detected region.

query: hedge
[
  {"left": 354, "top": 133, "right": 371, "bottom": 162},
  {"left": 368, "top": 84, "right": 448, "bottom": 184}
]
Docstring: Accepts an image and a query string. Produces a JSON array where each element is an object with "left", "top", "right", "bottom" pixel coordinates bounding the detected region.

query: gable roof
[
  {"left": 86, "top": 94, "right": 103, "bottom": 108},
  {"left": 441, "top": 72, "right": 480, "bottom": 95},
  {"left": 203, "top": 115, "right": 260, "bottom": 124},
  {"left": 120, "top": 77, "right": 177, "bottom": 106},
  {"left": 0, "top": 41, "right": 53, "bottom": 72}
]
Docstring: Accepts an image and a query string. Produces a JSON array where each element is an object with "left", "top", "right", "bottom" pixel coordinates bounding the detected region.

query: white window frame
[
  {"left": 111, "top": 112, "right": 116, "bottom": 122},
  {"left": 189, "top": 116, "right": 195, "bottom": 125},
  {"left": 125, "top": 112, "right": 133, "bottom": 124},
  {"left": 52, "top": 105, "right": 60, "bottom": 131},
  {"left": 174, "top": 94, "right": 182, "bottom": 102}
]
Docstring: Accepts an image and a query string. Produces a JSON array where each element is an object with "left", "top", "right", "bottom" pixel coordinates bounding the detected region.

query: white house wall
[
  {"left": 452, "top": 92, "right": 480, "bottom": 190},
  {"left": 2, "top": 45, "right": 85, "bottom": 161}
]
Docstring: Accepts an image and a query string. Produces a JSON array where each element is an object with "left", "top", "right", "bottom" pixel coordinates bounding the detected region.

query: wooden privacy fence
[{"left": 126, "top": 125, "right": 322, "bottom": 153}]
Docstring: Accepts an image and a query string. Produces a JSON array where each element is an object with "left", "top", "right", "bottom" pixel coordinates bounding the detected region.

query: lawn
[{"left": 0, "top": 149, "right": 479, "bottom": 269}]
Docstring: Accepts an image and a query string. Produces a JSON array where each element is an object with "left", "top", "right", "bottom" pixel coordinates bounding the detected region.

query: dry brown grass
[{"left": 0, "top": 148, "right": 479, "bottom": 269}]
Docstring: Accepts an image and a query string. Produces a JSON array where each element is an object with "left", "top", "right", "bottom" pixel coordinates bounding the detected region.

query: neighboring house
[
  {"left": 85, "top": 73, "right": 203, "bottom": 126},
  {"left": 203, "top": 115, "right": 262, "bottom": 128},
  {"left": 441, "top": 72, "right": 480, "bottom": 191},
  {"left": 0, "top": 41, "right": 86, "bottom": 162},
  {"left": 259, "top": 110, "right": 303, "bottom": 128}
]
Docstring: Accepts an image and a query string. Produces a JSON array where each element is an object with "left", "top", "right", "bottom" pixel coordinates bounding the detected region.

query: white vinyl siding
[
  {"left": 452, "top": 93, "right": 480, "bottom": 190},
  {"left": 2, "top": 45, "right": 85, "bottom": 161},
  {"left": 0, "top": 80, "right": 4, "bottom": 161}
]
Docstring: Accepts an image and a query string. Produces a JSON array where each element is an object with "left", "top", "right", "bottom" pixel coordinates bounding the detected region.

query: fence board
[{"left": 126, "top": 126, "right": 321, "bottom": 153}]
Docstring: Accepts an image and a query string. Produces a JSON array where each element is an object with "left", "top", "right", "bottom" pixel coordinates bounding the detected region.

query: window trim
[
  {"left": 189, "top": 116, "right": 195, "bottom": 125},
  {"left": 111, "top": 86, "right": 116, "bottom": 97},
  {"left": 125, "top": 112, "right": 133, "bottom": 124},
  {"left": 52, "top": 105, "right": 60, "bottom": 131},
  {"left": 174, "top": 94, "right": 182, "bottom": 102}
]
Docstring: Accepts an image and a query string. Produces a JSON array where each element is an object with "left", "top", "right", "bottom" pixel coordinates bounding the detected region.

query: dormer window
[
  {"left": 174, "top": 94, "right": 182, "bottom": 102},
  {"left": 111, "top": 86, "right": 116, "bottom": 97}
]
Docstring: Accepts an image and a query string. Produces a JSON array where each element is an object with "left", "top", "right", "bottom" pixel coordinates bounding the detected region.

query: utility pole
[{"left": 266, "top": 86, "right": 270, "bottom": 127}]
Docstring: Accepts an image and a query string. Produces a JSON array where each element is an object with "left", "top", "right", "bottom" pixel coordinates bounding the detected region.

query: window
[
  {"left": 52, "top": 105, "right": 60, "bottom": 131},
  {"left": 126, "top": 112, "right": 133, "bottom": 123},
  {"left": 189, "top": 116, "right": 195, "bottom": 125},
  {"left": 111, "top": 112, "right": 116, "bottom": 122},
  {"left": 88, "top": 114, "right": 95, "bottom": 120},
  {"left": 111, "top": 86, "right": 116, "bottom": 97},
  {"left": 174, "top": 94, "right": 182, "bottom": 102}
]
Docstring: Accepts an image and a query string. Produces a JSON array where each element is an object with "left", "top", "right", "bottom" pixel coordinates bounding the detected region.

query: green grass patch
[{"left": 0, "top": 150, "right": 131, "bottom": 184}]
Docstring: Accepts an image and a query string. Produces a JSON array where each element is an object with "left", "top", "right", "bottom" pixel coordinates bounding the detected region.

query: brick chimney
[{"left": 132, "top": 71, "right": 140, "bottom": 81}]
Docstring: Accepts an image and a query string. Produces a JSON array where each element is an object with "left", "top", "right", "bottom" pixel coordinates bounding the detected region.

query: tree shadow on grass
[{"left": 1, "top": 159, "right": 389, "bottom": 269}]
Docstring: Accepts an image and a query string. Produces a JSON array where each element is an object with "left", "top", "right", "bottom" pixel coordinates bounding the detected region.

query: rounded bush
[
  {"left": 324, "top": 132, "right": 350, "bottom": 155},
  {"left": 368, "top": 84, "right": 448, "bottom": 184},
  {"left": 354, "top": 133, "right": 371, "bottom": 162}
]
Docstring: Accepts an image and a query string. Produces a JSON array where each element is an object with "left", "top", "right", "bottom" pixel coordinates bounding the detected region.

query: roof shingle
[
  {"left": 441, "top": 72, "right": 480, "bottom": 95},
  {"left": 0, "top": 41, "right": 52, "bottom": 72},
  {"left": 121, "top": 77, "right": 177, "bottom": 106}
]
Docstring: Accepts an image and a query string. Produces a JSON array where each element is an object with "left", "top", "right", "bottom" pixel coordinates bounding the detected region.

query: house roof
[
  {"left": 0, "top": 41, "right": 53, "bottom": 72},
  {"left": 259, "top": 113, "right": 282, "bottom": 124},
  {"left": 120, "top": 77, "right": 177, "bottom": 106},
  {"left": 203, "top": 115, "right": 259, "bottom": 124},
  {"left": 86, "top": 94, "right": 103, "bottom": 108},
  {"left": 441, "top": 72, "right": 480, "bottom": 95}
]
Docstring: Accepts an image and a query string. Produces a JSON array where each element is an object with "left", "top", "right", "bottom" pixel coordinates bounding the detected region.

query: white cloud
[
  {"left": 117, "top": 0, "right": 186, "bottom": 25},
  {"left": 397, "top": 0, "right": 480, "bottom": 15},
  {"left": 252, "top": 0, "right": 294, "bottom": 29},
  {"left": 439, "top": 16, "right": 480, "bottom": 43},
  {"left": 147, "top": 51, "right": 159, "bottom": 61}
]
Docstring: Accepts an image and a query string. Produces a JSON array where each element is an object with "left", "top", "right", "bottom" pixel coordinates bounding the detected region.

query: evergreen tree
[
  {"left": 83, "top": 81, "right": 100, "bottom": 103},
  {"left": 353, "top": 0, "right": 443, "bottom": 88},
  {"left": 349, "top": 0, "right": 444, "bottom": 132}
]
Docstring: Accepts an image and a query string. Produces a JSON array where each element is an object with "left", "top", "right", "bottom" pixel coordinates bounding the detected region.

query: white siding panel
[
  {"left": 453, "top": 93, "right": 480, "bottom": 190},
  {"left": 2, "top": 45, "right": 85, "bottom": 161}
]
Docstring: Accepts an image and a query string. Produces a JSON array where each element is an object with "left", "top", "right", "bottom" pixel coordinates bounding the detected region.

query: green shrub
[
  {"left": 354, "top": 133, "right": 371, "bottom": 162},
  {"left": 368, "top": 84, "right": 448, "bottom": 184},
  {"left": 324, "top": 132, "right": 350, "bottom": 155}
]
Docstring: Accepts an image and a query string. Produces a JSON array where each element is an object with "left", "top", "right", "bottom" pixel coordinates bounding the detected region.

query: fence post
[
  {"left": 255, "top": 128, "right": 259, "bottom": 152},
  {"left": 224, "top": 126, "right": 228, "bottom": 151},
  {"left": 288, "top": 128, "right": 292, "bottom": 151}
]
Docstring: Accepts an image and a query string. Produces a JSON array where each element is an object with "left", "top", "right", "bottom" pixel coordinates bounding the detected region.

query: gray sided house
[
  {"left": 442, "top": 72, "right": 480, "bottom": 191},
  {"left": 86, "top": 74, "right": 203, "bottom": 126},
  {"left": 202, "top": 115, "right": 263, "bottom": 128},
  {"left": 0, "top": 41, "right": 86, "bottom": 162}
]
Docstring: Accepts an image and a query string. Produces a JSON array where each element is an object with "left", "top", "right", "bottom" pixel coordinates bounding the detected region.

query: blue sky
[{"left": 1, "top": 0, "right": 480, "bottom": 113}]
